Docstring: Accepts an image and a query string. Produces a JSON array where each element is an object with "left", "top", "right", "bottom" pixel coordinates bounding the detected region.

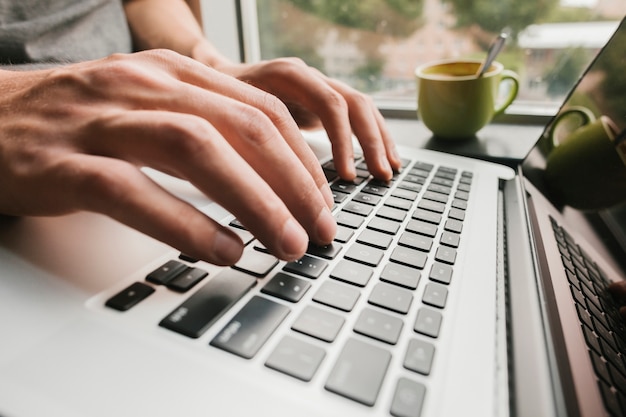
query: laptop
[{"left": 1, "top": 18, "right": 625, "bottom": 417}]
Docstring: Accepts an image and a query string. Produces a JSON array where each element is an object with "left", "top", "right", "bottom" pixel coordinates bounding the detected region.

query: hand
[
  {"left": 0, "top": 49, "right": 336, "bottom": 265},
  {"left": 211, "top": 57, "right": 403, "bottom": 181}
]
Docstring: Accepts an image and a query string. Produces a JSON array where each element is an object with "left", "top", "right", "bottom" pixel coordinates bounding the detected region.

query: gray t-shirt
[{"left": 0, "top": 0, "right": 132, "bottom": 67}]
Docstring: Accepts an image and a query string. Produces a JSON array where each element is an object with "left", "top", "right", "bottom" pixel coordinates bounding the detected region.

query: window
[{"left": 250, "top": 0, "right": 626, "bottom": 117}]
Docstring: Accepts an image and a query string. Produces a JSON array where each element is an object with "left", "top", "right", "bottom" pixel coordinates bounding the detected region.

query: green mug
[
  {"left": 415, "top": 59, "right": 519, "bottom": 139},
  {"left": 545, "top": 106, "right": 626, "bottom": 210}
]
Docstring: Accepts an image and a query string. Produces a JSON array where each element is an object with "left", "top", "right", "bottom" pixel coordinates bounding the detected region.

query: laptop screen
[{"left": 521, "top": 17, "right": 626, "bottom": 273}]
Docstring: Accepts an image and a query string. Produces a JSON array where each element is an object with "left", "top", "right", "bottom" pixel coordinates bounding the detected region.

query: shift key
[
  {"left": 211, "top": 296, "right": 290, "bottom": 359},
  {"left": 159, "top": 269, "right": 256, "bottom": 338}
]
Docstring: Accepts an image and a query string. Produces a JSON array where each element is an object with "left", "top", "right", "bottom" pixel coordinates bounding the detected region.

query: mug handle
[
  {"left": 547, "top": 106, "right": 596, "bottom": 150},
  {"left": 493, "top": 70, "right": 519, "bottom": 117}
]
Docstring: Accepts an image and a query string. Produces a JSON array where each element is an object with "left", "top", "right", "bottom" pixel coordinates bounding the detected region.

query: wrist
[{"left": 190, "top": 38, "right": 234, "bottom": 69}]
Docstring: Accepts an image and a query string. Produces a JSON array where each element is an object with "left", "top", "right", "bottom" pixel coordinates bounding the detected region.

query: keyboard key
[
  {"left": 105, "top": 282, "right": 155, "bottom": 311},
  {"left": 422, "top": 283, "right": 448, "bottom": 308},
  {"left": 344, "top": 243, "right": 385, "bottom": 267},
  {"left": 385, "top": 196, "right": 413, "bottom": 211},
  {"left": 354, "top": 307, "right": 404, "bottom": 344},
  {"left": 325, "top": 338, "right": 392, "bottom": 406},
  {"left": 397, "top": 181, "right": 423, "bottom": 193},
  {"left": 404, "top": 339, "right": 435, "bottom": 376},
  {"left": 330, "top": 259, "right": 374, "bottom": 287},
  {"left": 412, "top": 208, "right": 442, "bottom": 225},
  {"left": 362, "top": 184, "right": 389, "bottom": 197},
  {"left": 333, "top": 190, "right": 349, "bottom": 204},
  {"left": 283, "top": 255, "right": 328, "bottom": 279},
  {"left": 265, "top": 335, "right": 326, "bottom": 382},
  {"left": 291, "top": 305, "right": 345, "bottom": 342},
  {"left": 376, "top": 206, "right": 407, "bottom": 222},
  {"left": 261, "top": 272, "right": 311, "bottom": 303},
  {"left": 435, "top": 246, "right": 457, "bottom": 265},
  {"left": 390, "top": 378, "right": 426, "bottom": 417},
  {"left": 210, "top": 296, "right": 290, "bottom": 359},
  {"left": 429, "top": 262, "right": 453, "bottom": 284},
  {"left": 368, "top": 217, "right": 401, "bottom": 235},
  {"left": 306, "top": 242, "right": 343, "bottom": 260},
  {"left": 357, "top": 229, "right": 394, "bottom": 250},
  {"left": 335, "top": 211, "right": 365, "bottom": 229},
  {"left": 406, "top": 219, "right": 438, "bottom": 238},
  {"left": 418, "top": 199, "right": 445, "bottom": 213},
  {"left": 422, "top": 191, "right": 448, "bottom": 204},
  {"left": 444, "top": 219, "right": 463, "bottom": 234},
  {"left": 331, "top": 180, "right": 358, "bottom": 194},
  {"left": 232, "top": 247, "right": 279, "bottom": 277},
  {"left": 313, "top": 280, "right": 361, "bottom": 312},
  {"left": 398, "top": 232, "right": 433, "bottom": 252},
  {"left": 166, "top": 267, "right": 208, "bottom": 292},
  {"left": 146, "top": 260, "right": 187, "bottom": 285},
  {"left": 390, "top": 246, "right": 428, "bottom": 269},
  {"left": 160, "top": 269, "right": 257, "bottom": 338},
  {"left": 344, "top": 201, "right": 374, "bottom": 217},
  {"left": 414, "top": 308, "right": 443, "bottom": 338},
  {"left": 353, "top": 192, "right": 381, "bottom": 206},
  {"left": 451, "top": 199, "right": 467, "bottom": 210},
  {"left": 229, "top": 226, "right": 255, "bottom": 246},
  {"left": 392, "top": 188, "right": 419, "bottom": 201},
  {"left": 440, "top": 231, "right": 460, "bottom": 248},
  {"left": 380, "top": 263, "right": 421, "bottom": 290},
  {"left": 369, "top": 282, "right": 413, "bottom": 314},
  {"left": 334, "top": 225, "right": 355, "bottom": 243},
  {"left": 448, "top": 207, "right": 466, "bottom": 221},
  {"left": 427, "top": 183, "right": 452, "bottom": 195}
]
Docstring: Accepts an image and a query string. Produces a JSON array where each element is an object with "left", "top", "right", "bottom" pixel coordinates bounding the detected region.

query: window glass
[{"left": 256, "top": 0, "right": 626, "bottom": 111}]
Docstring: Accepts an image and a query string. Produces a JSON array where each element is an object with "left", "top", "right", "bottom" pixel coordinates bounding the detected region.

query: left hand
[{"left": 212, "top": 57, "right": 403, "bottom": 181}]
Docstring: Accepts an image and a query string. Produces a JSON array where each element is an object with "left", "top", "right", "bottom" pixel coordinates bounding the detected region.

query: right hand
[{"left": 0, "top": 49, "right": 336, "bottom": 265}]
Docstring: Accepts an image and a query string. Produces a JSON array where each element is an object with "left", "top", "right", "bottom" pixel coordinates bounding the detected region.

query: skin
[{"left": 0, "top": 0, "right": 402, "bottom": 266}]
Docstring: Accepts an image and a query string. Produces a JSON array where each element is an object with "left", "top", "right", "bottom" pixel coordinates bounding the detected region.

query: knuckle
[{"left": 237, "top": 104, "right": 278, "bottom": 147}]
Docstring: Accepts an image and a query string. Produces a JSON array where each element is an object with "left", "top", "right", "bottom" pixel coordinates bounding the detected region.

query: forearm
[{"left": 122, "top": 0, "right": 232, "bottom": 67}]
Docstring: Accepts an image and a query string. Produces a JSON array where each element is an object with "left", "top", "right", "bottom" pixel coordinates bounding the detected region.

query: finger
[
  {"left": 609, "top": 280, "right": 626, "bottom": 303},
  {"left": 139, "top": 51, "right": 334, "bottom": 209},
  {"left": 83, "top": 109, "right": 330, "bottom": 258},
  {"left": 52, "top": 153, "right": 245, "bottom": 265}
]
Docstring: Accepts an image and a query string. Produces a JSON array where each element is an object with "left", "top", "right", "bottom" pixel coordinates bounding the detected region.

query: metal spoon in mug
[{"left": 476, "top": 30, "right": 509, "bottom": 77}]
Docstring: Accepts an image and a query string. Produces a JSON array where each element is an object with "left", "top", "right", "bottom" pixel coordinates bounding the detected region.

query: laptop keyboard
[
  {"left": 106, "top": 156, "right": 474, "bottom": 415},
  {"left": 551, "top": 217, "right": 626, "bottom": 417}
]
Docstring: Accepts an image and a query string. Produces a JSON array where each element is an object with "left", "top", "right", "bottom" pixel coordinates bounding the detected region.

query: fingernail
[
  {"left": 280, "top": 218, "right": 308, "bottom": 260},
  {"left": 213, "top": 230, "right": 244, "bottom": 265},
  {"left": 315, "top": 207, "right": 336, "bottom": 244}
]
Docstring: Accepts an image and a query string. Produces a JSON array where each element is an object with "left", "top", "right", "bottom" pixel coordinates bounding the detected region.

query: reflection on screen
[{"left": 521, "top": 17, "right": 626, "bottom": 262}]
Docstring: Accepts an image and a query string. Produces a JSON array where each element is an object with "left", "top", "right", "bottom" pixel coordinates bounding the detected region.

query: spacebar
[{"left": 159, "top": 269, "right": 257, "bottom": 338}]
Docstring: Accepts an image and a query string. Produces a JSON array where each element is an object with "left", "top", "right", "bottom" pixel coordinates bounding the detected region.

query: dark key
[
  {"left": 313, "top": 280, "right": 361, "bottom": 312},
  {"left": 362, "top": 184, "right": 389, "bottom": 197},
  {"left": 354, "top": 307, "right": 404, "bottom": 344},
  {"left": 367, "top": 217, "right": 401, "bottom": 235},
  {"left": 392, "top": 188, "right": 419, "bottom": 201},
  {"left": 146, "top": 260, "right": 187, "bottom": 285},
  {"left": 398, "top": 232, "right": 433, "bottom": 253},
  {"left": 390, "top": 378, "right": 426, "bottom": 417},
  {"left": 344, "top": 201, "right": 374, "bottom": 217},
  {"left": 344, "top": 243, "right": 385, "bottom": 267},
  {"left": 357, "top": 229, "right": 394, "bottom": 250},
  {"left": 335, "top": 211, "right": 365, "bottom": 229},
  {"left": 333, "top": 190, "right": 349, "bottom": 204},
  {"left": 331, "top": 180, "right": 358, "bottom": 194},
  {"left": 412, "top": 208, "right": 442, "bottom": 225},
  {"left": 105, "top": 282, "right": 155, "bottom": 311},
  {"left": 307, "top": 242, "right": 343, "bottom": 260},
  {"left": 397, "top": 181, "right": 423, "bottom": 193},
  {"left": 160, "top": 269, "right": 256, "bottom": 338},
  {"left": 283, "top": 255, "right": 329, "bottom": 279},
  {"left": 265, "top": 335, "right": 326, "bottom": 382},
  {"left": 325, "top": 338, "right": 392, "bottom": 406},
  {"left": 261, "top": 272, "right": 311, "bottom": 303},
  {"left": 353, "top": 192, "right": 381, "bottom": 206},
  {"left": 418, "top": 199, "right": 445, "bottom": 214},
  {"left": 404, "top": 339, "right": 435, "bottom": 375},
  {"left": 334, "top": 225, "right": 355, "bottom": 243},
  {"left": 166, "top": 267, "right": 208, "bottom": 292},
  {"left": 330, "top": 259, "right": 374, "bottom": 287},
  {"left": 291, "top": 305, "right": 345, "bottom": 342},
  {"left": 376, "top": 206, "right": 407, "bottom": 223},
  {"left": 369, "top": 282, "right": 413, "bottom": 314},
  {"left": 210, "top": 296, "right": 290, "bottom": 359},
  {"left": 385, "top": 196, "right": 413, "bottom": 211},
  {"left": 232, "top": 247, "right": 279, "bottom": 277},
  {"left": 390, "top": 246, "right": 428, "bottom": 269},
  {"left": 406, "top": 219, "right": 438, "bottom": 238},
  {"left": 380, "top": 263, "right": 421, "bottom": 290}
]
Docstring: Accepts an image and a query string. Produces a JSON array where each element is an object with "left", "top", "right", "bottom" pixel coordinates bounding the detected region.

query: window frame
[{"left": 201, "top": 0, "right": 556, "bottom": 124}]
